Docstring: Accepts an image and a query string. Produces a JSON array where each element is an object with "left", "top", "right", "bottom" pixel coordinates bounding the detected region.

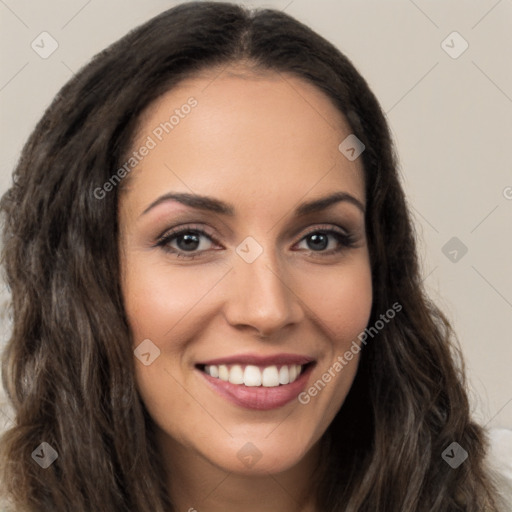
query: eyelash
[{"left": 155, "top": 224, "right": 358, "bottom": 261}]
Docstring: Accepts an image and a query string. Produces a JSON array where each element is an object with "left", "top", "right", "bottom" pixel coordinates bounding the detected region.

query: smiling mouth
[{"left": 196, "top": 363, "right": 313, "bottom": 388}]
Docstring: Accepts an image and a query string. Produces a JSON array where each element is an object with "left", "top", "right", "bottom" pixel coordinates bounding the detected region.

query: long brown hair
[{"left": 0, "top": 2, "right": 501, "bottom": 510}]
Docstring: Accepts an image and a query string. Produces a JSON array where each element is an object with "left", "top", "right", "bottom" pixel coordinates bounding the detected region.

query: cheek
[
  {"left": 296, "top": 256, "right": 373, "bottom": 343},
  {"left": 295, "top": 257, "right": 372, "bottom": 409},
  {"left": 134, "top": 361, "right": 215, "bottom": 453},
  {"left": 123, "top": 257, "right": 227, "bottom": 341}
]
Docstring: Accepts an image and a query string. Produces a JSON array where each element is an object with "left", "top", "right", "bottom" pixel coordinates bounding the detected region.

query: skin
[{"left": 119, "top": 65, "right": 373, "bottom": 512}]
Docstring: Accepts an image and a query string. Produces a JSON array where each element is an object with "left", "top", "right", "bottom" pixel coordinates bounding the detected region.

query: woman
[{"left": 0, "top": 2, "right": 506, "bottom": 510}]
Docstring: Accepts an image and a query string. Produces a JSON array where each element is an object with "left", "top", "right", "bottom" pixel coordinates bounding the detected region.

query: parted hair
[{"left": 0, "top": 2, "right": 501, "bottom": 510}]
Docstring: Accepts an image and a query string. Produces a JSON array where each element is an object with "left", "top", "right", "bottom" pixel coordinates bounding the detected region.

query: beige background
[{"left": 0, "top": 0, "right": 511, "bottom": 434}]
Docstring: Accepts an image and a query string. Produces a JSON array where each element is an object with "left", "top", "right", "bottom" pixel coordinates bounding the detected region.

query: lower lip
[{"left": 198, "top": 364, "right": 314, "bottom": 411}]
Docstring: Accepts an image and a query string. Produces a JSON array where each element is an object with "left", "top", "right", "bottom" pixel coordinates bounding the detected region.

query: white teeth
[
  {"left": 228, "top": 364, "right": 244, "bottom": 385},
  {"left": 244, "top": 365, "right": 262, "bottom": 386},
  {"left": 218, "top": 365, "right": 229, "bottom": 381},
  {"left": 278, "top": 365, "right": 289, "bottom": 385},
  {"left": 203, "top": 363, "right": 306, "bottom": 387},
  {"left": 262, "top": 366, "right": 279, "bottom": 387}
]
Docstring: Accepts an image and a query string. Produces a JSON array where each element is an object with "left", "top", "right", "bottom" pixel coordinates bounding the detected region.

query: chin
[{"left": 208, "top": 432, "right": 317, "bottom": 476}]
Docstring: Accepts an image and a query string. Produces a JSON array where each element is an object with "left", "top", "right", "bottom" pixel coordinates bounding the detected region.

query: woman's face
[{"left": 119, "top": 67, "right": 372, "bottom": 476}]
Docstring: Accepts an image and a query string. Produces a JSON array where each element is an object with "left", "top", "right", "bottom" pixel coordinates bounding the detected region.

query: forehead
[{"left": 121, "top": 67, "right": 365, "bottom": 214}]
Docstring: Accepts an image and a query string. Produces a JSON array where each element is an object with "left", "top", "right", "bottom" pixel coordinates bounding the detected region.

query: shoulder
[{"left": 485, "top": 428, "right": 512, "bottom": 511}]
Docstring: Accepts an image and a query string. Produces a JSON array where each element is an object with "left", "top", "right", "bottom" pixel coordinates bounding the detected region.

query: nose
[{"left": 223, "top": 249, "right": 304, "bottom": 338}]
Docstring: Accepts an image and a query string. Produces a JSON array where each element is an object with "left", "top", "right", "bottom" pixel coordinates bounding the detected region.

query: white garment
[{"left": 486, "top": 428, "right": 512, "bottom": 511}]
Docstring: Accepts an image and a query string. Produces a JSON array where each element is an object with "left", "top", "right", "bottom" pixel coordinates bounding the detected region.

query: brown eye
[
  {"left": 156, "top": 227, "right": 219, "bottom": 259},
  {"left": 305, "top": 232, "right": 330, "bottom": 251},
  {"left": 296, "top": 227, "right": 356, "bottom": 255}
]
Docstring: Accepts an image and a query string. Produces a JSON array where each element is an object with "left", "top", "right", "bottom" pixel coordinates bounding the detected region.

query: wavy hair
[{"left": 0, "top": 2, "right": 501, "bottom": 510}]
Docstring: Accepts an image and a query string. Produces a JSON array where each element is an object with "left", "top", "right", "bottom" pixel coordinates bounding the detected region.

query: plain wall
[{"left": 0, "top": 0, "right": 511, "bottom": 430}]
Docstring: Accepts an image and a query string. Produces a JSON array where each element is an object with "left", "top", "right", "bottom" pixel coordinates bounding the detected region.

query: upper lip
[{"left": 196, "top": 353, "right": 315, "bottom": 367}]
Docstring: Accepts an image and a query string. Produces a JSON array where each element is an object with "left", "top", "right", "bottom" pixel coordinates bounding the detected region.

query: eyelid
[
  {"left": 156, "top": 223, "right": 219, "bottom": 244},
  {"left": 298, "top": 223, "right": 350, "bottom": 239}
]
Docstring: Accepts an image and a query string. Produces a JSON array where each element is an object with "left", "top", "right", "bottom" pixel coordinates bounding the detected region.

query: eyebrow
[{"left": 140, "top": 190, "right": 365, "bottom": 217}]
